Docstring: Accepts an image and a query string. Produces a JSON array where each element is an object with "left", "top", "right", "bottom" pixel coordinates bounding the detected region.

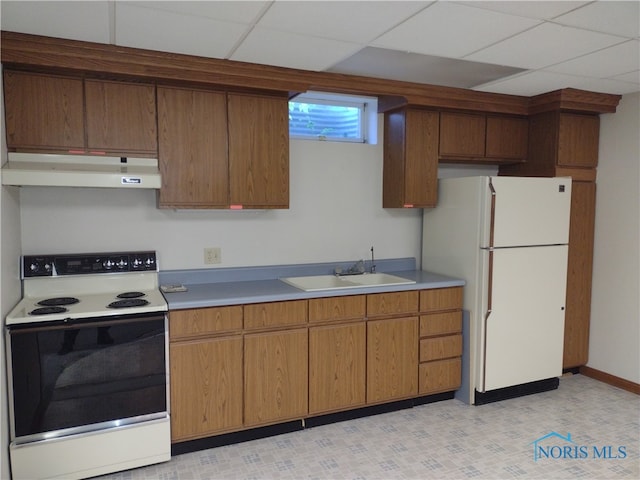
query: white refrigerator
[{"left": 422, "top": 176, "right": 571, "bottom": 405}]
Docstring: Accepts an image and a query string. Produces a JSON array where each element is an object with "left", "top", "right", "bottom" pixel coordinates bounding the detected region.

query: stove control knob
[
  {"left": 116, "top": 258, "right": 128, "bottom": 269},
  {"left": 44, "top": 263, "right": 52, "bottom": 272},
  {"left": 29, "top": 262, "right": 39, "bottom": 273},
  {"left": 132, "top": 258, "right": 143, "bottom": 268},
  {"left": 103, "top": 259, "right": 115, "bottom": 270}
]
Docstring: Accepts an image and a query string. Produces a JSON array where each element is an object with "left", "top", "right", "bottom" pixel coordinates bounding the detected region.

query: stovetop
[{"left": 6, "top": 251, "right": 168, "bottom": 325}]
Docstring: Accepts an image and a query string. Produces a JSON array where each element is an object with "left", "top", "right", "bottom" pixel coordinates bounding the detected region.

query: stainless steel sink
[{"left": 280, "top": 273, "right": 415, "bottom": 292}]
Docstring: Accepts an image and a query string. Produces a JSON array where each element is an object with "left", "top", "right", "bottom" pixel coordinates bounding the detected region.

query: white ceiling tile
[
  {"left": 611, "top": 70, "right": 640, "bottom": 84},
  {"left": 466, "top": 22, "right": 626, "bottom": 69},
  {"left": 572, "top": 77, "right": 640, "bottom": 95},
  {"left": 115, "top": 3, "right": 249, "bottom": 58},
  {"left": 546, "top": 40, "right": 639, "bottom": 78},
  {"left": 458, "top": 1, "right": 591, "bottom": 20},
  {"left": 120, "top": 1, "right": 270, "bottom": 24},
  {"left": 257, "top": 1, "right": 431, "bottom": 43},
  {"left": 473, "top": 70, "right": 588, "bottom": 96},
  {"left": 372, "top": 1, "right": 540, "bottom": 58},
  {"left": 230, "top": 27, "right": 363, "bottom": 71},
  {"left": 553, "top": 1, "right": 640, "bottom": 38},
  {"left": 0, "top": 0, "right": 111, "bottom": 43}
]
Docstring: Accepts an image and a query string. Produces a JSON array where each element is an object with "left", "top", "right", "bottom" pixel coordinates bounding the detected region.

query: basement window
[{"left": 289, "top": 91, "right": 378, "bottom": 144}]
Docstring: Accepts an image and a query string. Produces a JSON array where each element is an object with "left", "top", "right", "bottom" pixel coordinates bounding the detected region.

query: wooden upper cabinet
[
  {"left": 157, "top": 86, "right": 229, "bottom": 208},
  {"left": 4, "top": 70, "right": 85, "bottom": 151},
  {"left": 3, "top": 70, "right": 157, "bottom": 156},
  {"left": 228, "top": 93, "right": 289, "bottom": 209},
  {"left": 383, "top": 108, "right": 439, "bottom": 208},
  {"left": 558, "top": 113, "right": 599, "bottom": 168},
  {"left": 439, "top": 112, "right": 485, "bottom": 158},
  {"left": 439, "top": 112, "right": 528, "bottom": 163},
  {"left": 485, "top": 115, "right": 529, "bottom": 160},
  {"left": 85, "top": 79, "right": 157, "bottom": 155}
]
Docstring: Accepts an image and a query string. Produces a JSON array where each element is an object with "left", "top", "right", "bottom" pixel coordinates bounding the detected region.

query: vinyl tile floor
[{"left": 100, "top": 374, "right": 639, "bottom": 479}]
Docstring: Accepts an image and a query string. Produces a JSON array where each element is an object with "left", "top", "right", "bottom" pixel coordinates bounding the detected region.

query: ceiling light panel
[
  {"left": 115, "top": 3, "right": 249, "bottom": 58},
  {"left": 257, "top": 0, "right": 431, "bottom": 43},
  {"left": 466, "top": 22, "right": 626, "bottom": 70},
  {"left": 372, "top": 1, "right": 540, "bottom": 58}
]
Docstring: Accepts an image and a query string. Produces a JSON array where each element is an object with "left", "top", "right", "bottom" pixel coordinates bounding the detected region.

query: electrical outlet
[{"left": 204, "top": 247, "right": 221, "bottom": 265}]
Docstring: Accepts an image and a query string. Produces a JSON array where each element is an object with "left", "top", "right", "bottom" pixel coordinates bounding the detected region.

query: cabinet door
[
  {"left": 558, "top": 113, "right": 599, "bottom": 168},
  {"left": 367, "top": 317, "right": 418, "bottom": 403},
  {"left": 228, "top": 93, "right": 289, "bottom": 208},
  {"left": 157, "top": 87, "right": 229, "bottom": 208},
  {"left": 419, "top": 358, "right": 461, "bottom": 395},
  {"left": 485, "top": 116, "right": 528, "bottom": 161},
  {"left": 563, "top": 181, "right": 596, "bottom": 368},
  {"left": 170, "top": 336, "right": 243, "bottom": 442},
  {"left": 383, "top": 109, "right": 438, "bottom": 208},
  {"left": 244, "top": 329, "right": 308, "bottom": 426},
  {"left": 439, "top": 112, "right": 485, "bottom": 158},
  {"left": 309, "top": 322, "right": 366, "bottom": 414},
  {"left": 85, "top": 79, "right": 157, "bottom": 155},
  {"left": 3, "top": 70, "right": 84, "bottom": 151}
]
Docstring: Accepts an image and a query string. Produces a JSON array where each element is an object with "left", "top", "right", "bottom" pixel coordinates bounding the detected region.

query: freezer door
[
  {"left": 478, "top": 245, "right": 568, "bottom": 393},
  {"left": 487, "top": 177, "right": 571, "bottom": 248}
]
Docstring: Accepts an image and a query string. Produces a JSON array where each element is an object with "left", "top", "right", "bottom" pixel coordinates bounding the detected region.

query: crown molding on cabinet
[{"left": 1, "top": 31, "right": 621, "bottom": 116}]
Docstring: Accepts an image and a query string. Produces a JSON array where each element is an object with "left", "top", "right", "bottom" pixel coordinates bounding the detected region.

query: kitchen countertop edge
[{"left": 160, "top": 260, "right": 464, "bottom": 310}]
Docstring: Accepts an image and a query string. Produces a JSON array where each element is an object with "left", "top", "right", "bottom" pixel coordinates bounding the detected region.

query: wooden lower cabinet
[
  {"left": 367, "top": 316, "right": 418, "bottom": 403},
  {"left": 419, "top": 358, "right": 462, "bottom": 395},
  {"left": 244, "top": 328, "right": 308, "bottom": 426},
  {"left": 309, "top": 322, "right": 366, "bottom": 414},
  {"left": 170, "top": 336, "right": 243, "bottom": 442}
]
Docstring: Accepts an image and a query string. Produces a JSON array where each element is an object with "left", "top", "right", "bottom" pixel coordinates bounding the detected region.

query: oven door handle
[{"left": 7, "top": 312, "right": 167, "bottom": 333}]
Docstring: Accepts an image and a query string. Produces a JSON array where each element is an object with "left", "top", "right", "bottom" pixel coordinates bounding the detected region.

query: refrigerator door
[
  {"left": 477, "top": 245, "right": 568, "bottom": 393},
  {"left": 483, "top": 177, "right": 572, "bottom": 248}
]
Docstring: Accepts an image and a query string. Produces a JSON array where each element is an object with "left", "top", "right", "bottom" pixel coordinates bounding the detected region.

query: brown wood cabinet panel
[
  {"left": 419, "top": 287, "right": 463, "bottom": 313},
  {"left": 420, "top": 311, "right": 462, "bottom": 337},
  {"left": 563, "top": 181, "right": 596, "bottom": 368},
  {"left": 439, "top": 112, "right": 485, "bottom": 158},
  {"left": 419, "top": 358, "right": 462, "bottom": 395},
  {"left": 419, "top": 334, "right": 462, "bottom": 362},
  {"left": 85, "top": 79, "right": 157, "bottom": 154},
  {"left": 244, "top": 329, "right": 308, "bottom": 426},
  {"left": 486, "top": 116, "right": 528, "bottom": 160},
  {"left": 383, "top": 108, "right": 439, "bottom": 208},
  {"left": 170, "top": 336, "right": 243, "bottom": 442},
  {"left": 169, "top": 306, "right": 242, "bottom": 341},
  {"left": 308, "top": 296, "right": 366, "bottom": 323},
  {"left": 228, "top": 93, "right": 289, "bottom": 208},
  {"left": 367, "top": 316, "right": 418, "bottom": 403},
  {"left": 157, "top": 87, "right": 229, "bottom": 208},
  {"left": 243, "top": 300, "right": 307, "bottom": 330},
  {"left": 367, "top": 291, "right": 418, "bottom": 317},
  {"left": 558, "top": 114, "right": 599, "bottom": 168},
  {"left": 3, "top": 70, "right": 85, "bottom": 151},
  {"left": 309, "top": 322, "right": 366, "bottom": 414}
]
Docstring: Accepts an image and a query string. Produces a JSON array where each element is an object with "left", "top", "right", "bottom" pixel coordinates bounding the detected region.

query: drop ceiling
[{"left": 1, "top": 0, "right": 638, "bottom": 96}]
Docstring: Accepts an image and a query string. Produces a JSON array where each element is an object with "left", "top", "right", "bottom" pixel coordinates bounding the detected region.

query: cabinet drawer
[
  {"left": 170, "top": 306, "right": 242, "bottom": 340},
  {"left": 419, "top": 334, "right": 462, "bottom": 362},
  {"left": 420, "top": 287, "right": 463, "bottom": 313},
  {"left": 309, "top": 295, "right": 366, "bottom": 323},
  {"left": 420, "top": 311, "right": 462, "bottom": 337},
  {"left": 419, "top": 358, "right": 462, "bottom": 395},
  {"left": 367, "top": 291, "right": 418, "bottom": 317},
  {"left": 244, "top": 300, "right": 307, "bottom": 329}
]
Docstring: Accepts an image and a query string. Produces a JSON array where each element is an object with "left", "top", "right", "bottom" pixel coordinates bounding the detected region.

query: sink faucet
[{"left": 370, "top": 246, "right": 376, "bottom": 273}]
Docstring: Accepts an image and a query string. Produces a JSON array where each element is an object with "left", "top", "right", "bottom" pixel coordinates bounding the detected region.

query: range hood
[{"left": 1, "top": 153, "right": 162, "bottom": 189}]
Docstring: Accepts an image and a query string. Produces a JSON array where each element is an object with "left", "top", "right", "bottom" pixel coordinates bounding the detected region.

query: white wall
[
  {"left": 589, "top": 92, "right": 640, "bottom": 383},
  {"left": 1, "top": 67, "right": 22, "bottom": 480},
  {"left": 19, "top": 118, "right": 423, "bottom": 270}
]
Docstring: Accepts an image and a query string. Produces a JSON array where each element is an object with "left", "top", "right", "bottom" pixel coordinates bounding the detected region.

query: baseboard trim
[{"left": 579, "top": 366, "right": 640, "bottom": 395}]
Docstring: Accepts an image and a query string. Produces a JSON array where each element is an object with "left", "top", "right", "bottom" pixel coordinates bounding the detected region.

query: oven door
[{"left": 6, "top": 312, "right": 168, "bottom": 444}]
